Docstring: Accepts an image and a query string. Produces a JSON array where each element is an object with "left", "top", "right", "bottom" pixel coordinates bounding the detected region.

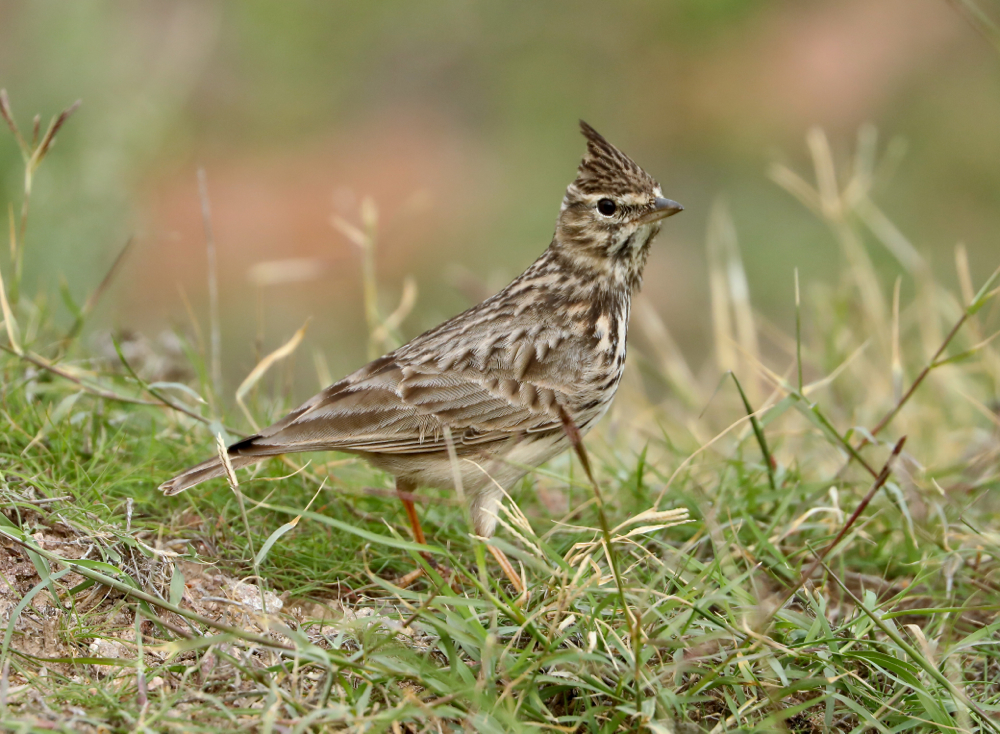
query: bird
[{"left": 160, "top": 121, "right": 683, "bottom": 590}]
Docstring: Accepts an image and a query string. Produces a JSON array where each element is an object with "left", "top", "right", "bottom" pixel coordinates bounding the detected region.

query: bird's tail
[{"left": 158, "top": 450, "right": 263, "bottom": 496}]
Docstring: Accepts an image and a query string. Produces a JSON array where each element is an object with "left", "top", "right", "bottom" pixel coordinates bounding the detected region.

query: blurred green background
[{"left": 1, "top": 0, "right": 998, "bottom": 387}]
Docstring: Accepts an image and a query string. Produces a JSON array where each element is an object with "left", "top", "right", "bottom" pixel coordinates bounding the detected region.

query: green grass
[{"left": 1, "top": 99, "right": 1000, "bottom": 732}]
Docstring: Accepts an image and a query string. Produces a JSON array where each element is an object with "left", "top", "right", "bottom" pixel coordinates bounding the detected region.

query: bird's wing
[{"left": 229, "top": 336, "right": 584, "bottom": 459}]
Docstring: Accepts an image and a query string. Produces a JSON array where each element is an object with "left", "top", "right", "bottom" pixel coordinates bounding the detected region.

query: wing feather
[{"left": 230, "top": 344, "right": 575, "bottom": 460}]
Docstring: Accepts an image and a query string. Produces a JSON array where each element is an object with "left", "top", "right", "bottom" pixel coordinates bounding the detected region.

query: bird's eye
[{"left": 597, "top": 198, "right": 617, "bottom": 216}]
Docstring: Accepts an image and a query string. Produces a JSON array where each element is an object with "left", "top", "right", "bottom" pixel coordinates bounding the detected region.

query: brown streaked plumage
[{"left": 160, "top": 121, "right": 682, "bottom": 559}]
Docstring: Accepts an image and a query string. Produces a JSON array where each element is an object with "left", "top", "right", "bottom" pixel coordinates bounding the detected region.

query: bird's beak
[{"left": 639, "top": 197, "right": 684, "bottom": 224}]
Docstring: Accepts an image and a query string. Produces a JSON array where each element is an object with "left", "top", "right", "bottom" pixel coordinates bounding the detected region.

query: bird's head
[{"left": 554, "top": 121, "right": 682, "bottom": 288}]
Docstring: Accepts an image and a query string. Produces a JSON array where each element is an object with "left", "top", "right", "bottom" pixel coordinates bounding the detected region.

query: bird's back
[{"left": 243, "top": 247, "right": 629, "bottom": 459}]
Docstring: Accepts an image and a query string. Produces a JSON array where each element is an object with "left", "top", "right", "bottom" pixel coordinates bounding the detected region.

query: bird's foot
[{"left": 394, "top": 553, "right": 459, "bottom": 591}]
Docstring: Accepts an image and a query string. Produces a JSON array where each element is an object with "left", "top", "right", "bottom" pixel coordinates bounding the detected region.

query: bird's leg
[
  {"left": 487, "top": 545, "right": 525, "bottom": 594},
  {"left": 397, "top": 478, "right": 426, "bottom": 545},
  {"left": 395, "top": 478, "right": 452, "bottom": 588}
]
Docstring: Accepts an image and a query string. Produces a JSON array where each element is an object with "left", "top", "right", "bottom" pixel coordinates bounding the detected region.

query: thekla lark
[{"left": 161, "top": 122, "right": 683, "bottom": 584}]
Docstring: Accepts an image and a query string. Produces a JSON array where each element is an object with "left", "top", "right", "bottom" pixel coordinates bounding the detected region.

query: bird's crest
[{"left": 572, "top": 121, "right": 657, "bottom": 196}]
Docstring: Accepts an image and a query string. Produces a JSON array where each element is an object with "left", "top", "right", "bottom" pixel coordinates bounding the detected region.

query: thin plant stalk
[
  {"left": 0, "top": 91, "right": 81, "bottom": 306},
  {"left": 557, "top": 406, "right": 646, "bottom": 719},
  {"left": 197, "top": 168, "right": 223, "bottom": 402}
]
